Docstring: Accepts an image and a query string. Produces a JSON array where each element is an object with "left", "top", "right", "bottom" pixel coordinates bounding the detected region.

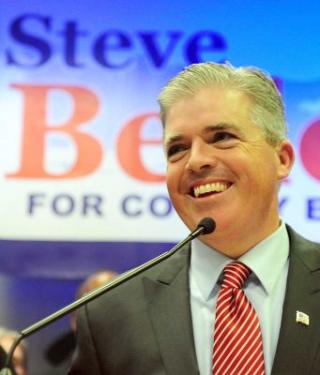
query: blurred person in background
[
  {"left": 45, "top": 270, "right": 118, "bottom": 374},
  {"left": 0, "top": 327, "right": 28, "bottom": 375}
]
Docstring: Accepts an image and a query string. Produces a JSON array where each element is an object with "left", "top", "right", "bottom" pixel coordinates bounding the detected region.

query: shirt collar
[{"left": 190, "top": 222, "right": 289, "bottom": 301}]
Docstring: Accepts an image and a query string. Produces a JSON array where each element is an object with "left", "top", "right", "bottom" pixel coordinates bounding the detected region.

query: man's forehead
[{"left": 163, "top": 86, "right": 251, "bottom": 123}]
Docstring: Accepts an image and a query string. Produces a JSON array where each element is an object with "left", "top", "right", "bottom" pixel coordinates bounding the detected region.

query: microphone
[
  {"left": 0, "top": 217, "right": 216, "bottom": 374},
  {"left": 197, "top": 217, "right": 216, "bottom": 234}
]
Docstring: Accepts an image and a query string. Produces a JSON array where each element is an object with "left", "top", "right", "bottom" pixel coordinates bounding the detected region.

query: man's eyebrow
[
  {"left": 203, "top": 122, "right": 246, "bottom": 138},
  {"left": 203, "top": 123, "right": 242, "bottom": 133},
  {"left": 164, "top": 122, "right": 244, "bottom": 148},
  {"left": 164, "top": 134, "right": 184, "bottom": 149}
]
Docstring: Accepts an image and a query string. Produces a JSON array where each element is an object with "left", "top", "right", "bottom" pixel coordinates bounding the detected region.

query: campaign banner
[{"left": 0, "top": 1, "right": 319, "bottom": 277}]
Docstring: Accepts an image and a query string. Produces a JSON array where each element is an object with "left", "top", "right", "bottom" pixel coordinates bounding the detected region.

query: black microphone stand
[{"left": 0, "top": 217, "right": 215, "bottom": 374}]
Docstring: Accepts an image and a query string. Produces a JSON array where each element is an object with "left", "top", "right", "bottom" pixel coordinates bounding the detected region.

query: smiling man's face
[{"left": 164, "top": 86, "right": 293, "bottom": 257}]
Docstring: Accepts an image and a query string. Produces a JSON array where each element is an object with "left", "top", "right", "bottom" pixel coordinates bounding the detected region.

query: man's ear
[{"left": 276, "top": 140, "right": 295, "bottom": 180}]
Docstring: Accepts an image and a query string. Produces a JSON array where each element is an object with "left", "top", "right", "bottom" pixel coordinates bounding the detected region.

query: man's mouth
[{"left": 191, "top": 182, "right": 231, "bottom": 198}]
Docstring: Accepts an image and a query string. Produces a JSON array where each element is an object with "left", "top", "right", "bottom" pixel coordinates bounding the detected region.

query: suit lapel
[
  {"left": 143, "top": 244, "right": 199, "bottom": 375},
  {"left": 272, "top": 226, "right": 320, "bottom": 375}
]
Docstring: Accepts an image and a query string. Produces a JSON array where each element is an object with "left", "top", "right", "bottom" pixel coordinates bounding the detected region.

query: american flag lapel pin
[{"left": 296, "top": 311, "right": 310, "bottom": 326}]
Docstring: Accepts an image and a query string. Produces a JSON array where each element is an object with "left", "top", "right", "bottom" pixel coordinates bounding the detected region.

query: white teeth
[{"left": 193, "top": 182, "right": 229, "bottom": 197}]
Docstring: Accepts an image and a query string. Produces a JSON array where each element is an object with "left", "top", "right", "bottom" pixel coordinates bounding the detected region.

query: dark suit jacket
[{"left": 68, "top": 226, "right": 320, "bottom": 375}]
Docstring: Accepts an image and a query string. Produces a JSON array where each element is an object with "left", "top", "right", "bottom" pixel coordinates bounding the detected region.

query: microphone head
[{"left": 197, "top": 217, "right": 216, "bottom": 235}]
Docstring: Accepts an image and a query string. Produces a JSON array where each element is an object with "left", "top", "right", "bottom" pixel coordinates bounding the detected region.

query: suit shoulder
[
  {"left": 83, "top": 244, "right": 190, "bottom": 314},
  {"left": 287, "top": 225, "right": 320, "bottom": 269}
]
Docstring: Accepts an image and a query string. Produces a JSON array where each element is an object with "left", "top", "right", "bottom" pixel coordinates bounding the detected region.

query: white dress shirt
[{"left": 189, "top": 222, "right": 289, "bottom": 375}]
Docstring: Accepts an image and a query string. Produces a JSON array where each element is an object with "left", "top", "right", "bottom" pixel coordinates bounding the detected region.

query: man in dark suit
[{"left": 68, "top": 62, "right": 320, "bottom": 375}]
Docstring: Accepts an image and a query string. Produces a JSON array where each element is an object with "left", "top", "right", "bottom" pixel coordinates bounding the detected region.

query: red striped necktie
[{"left": 212, "top": 262, "right": 265, "bottom": 375}]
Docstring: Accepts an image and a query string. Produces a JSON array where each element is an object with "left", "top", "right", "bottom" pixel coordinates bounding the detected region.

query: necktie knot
[{"left": 221, "top": 261, "right": 251, "bottom": 289}]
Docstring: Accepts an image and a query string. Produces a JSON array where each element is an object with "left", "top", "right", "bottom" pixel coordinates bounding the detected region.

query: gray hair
[{"left": 158, "top": 62, "right": 287, "bottom": 145}]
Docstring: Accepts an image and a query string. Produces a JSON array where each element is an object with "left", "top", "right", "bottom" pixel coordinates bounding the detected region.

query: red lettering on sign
[
  {"left": 300, "top": 119, "right": 320, "bottom": 181},
  {"left": 7, "top": 84, "right": 102, "bottom": 179},
  {"left": 117, "top": 113, "right": 165, "bottom": 182}
]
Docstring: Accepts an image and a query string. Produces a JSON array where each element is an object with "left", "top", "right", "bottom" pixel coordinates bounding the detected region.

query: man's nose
[{"left": 186, "top": 141, "right": 217, "bottom": 173}]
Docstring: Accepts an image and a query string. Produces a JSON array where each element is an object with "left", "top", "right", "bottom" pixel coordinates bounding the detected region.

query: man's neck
[{"left": 198, "top": 219, "right": 282, "bottom": 259}]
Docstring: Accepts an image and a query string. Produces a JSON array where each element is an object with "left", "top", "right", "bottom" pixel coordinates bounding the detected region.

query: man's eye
[
  {"left": 213, "top": 132, "right": 236, "bottom": 142},
  {"left": 167, "top": 144, "right": 187, "bottom": 158}
]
